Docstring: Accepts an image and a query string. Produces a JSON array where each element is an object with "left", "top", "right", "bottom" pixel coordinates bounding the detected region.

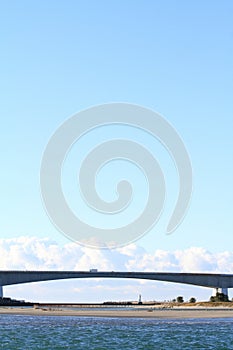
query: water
[{"left": 0, "top": 315, "right": 233, "bottom": 349}]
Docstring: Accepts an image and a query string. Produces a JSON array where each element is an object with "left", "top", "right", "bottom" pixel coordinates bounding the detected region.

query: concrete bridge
[{"left": 1, "top": 271, "right": 233, "bottom": 299}]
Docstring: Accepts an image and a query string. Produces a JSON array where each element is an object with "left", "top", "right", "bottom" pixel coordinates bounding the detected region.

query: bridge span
[{"left": 1, "top": 271, "right": 233, "bottom": 298}]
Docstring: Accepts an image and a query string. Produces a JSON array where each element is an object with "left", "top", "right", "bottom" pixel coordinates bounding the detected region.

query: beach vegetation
[
  {"left": 189, "top": 297, "right": 196, "bottom": 303},
  {"left": 176, "top": 296, "right": 184, "bottom": 303},
  {"left": 210, "top": 293, "right": 229, "bottom": 302}
]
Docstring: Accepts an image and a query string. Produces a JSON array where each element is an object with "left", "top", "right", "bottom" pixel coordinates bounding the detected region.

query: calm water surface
[{"left": 0, "top": 315, "right": 233, "bottom": 349}]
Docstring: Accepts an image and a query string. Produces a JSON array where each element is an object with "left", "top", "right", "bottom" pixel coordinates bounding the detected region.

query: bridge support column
[
  {"left": 0, "top": 286, "right": 3, "bottom": 298},
  {"left": 213, "top": 287, "right": 228, "bottom": 300},
  {"left": 213, "top": 288, "right": 228, "bottom": 296},
  {"left": 220, "top": 288, "right": 228, "bottom": 297}
]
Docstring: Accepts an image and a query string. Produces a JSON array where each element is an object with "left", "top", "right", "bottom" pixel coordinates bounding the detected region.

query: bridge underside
[{"left": 0, "top": 271, "right": 233, "bottom": 298}]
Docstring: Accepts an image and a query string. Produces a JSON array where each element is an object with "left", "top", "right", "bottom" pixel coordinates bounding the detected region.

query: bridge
[{"left": 1, "top": 271, "right": 233, "bottom": 299}]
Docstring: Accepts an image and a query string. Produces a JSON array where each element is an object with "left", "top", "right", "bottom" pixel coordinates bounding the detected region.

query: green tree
[
  {"left": 210, "top": 293, "right": 229, "bottom": 302},
  {"left": 176, "top": 296, "right": 184, "bottom": 303},
  {"left": 189, "top": 297, "right": 196, "bottom": 303}
]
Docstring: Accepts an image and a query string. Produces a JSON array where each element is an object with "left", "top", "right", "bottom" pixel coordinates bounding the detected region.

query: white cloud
[{"left": 1, "top": 236, "right": 233, "bottom": 273}]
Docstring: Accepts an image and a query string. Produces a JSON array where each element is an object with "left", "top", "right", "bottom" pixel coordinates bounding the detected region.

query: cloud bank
[{"left": 1, "top": 236, "right": 233, "bottom": 273}]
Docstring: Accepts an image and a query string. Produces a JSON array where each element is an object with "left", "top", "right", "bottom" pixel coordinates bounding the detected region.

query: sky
[{"left": 0, "top": 0, "right": 233, "bottom": 302}]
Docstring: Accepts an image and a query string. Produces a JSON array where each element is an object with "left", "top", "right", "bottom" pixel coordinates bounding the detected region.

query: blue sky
[{"left": 0, "top": 1, "right": 233, "bottom": 301}]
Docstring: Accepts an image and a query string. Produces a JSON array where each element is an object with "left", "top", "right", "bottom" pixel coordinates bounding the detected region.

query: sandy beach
[{"left": 1, "top": 306, "right": 233, "bottom": 319}]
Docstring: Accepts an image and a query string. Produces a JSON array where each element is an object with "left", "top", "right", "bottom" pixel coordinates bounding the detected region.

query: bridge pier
[
  {"left": 214, "top": 287, "right": 228, "bottom": 297},
  {"left": 0, "top": 285, "right": 3, "bottom": 298},
  {"left": 213, "top": 287, "right": 228, "bottom": 299},
  {"left": 220, "top": 288, "right": 228, "bottom": 297}
]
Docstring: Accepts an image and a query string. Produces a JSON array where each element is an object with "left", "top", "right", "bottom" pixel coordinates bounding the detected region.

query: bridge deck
[{"left": 0, "top": 271, "right": 233, "bottom": 289}]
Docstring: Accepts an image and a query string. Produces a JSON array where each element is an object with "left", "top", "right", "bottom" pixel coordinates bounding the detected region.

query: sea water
[{"left": 0, "top": 315, "right": 233, "bottom": 349}]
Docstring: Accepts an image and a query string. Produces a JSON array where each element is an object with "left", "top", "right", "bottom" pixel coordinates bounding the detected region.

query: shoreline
[{"left": 1, "top": 306, "right": 233, "bottom": 319}]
